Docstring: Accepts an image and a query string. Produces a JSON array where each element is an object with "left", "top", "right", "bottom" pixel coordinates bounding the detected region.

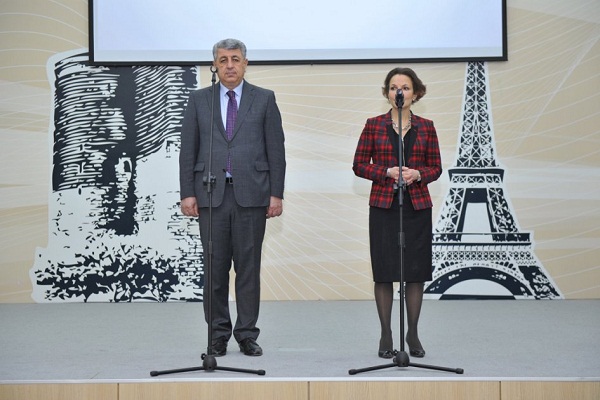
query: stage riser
[{"left": 1, "top": 381, "right": 599, "bottom": 400}]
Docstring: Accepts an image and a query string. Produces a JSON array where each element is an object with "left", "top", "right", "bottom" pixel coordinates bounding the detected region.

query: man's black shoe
[
  {"left": 239, "top": 338, "right": 263, "bottom": 356},
  {"left": 210, "top": 337, "right": 228, "bottom": 357}
]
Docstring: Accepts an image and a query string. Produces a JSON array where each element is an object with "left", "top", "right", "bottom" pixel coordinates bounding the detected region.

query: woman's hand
[{"left": 401, "top": 166, "right": 421, "bottom": 185}]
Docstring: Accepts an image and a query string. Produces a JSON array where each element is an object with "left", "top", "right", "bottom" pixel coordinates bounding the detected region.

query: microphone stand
[
  {"left": 349, "top": 91, "right": 463, "bottom": 376},
  {"left": 150, "top": 67, "right": 265, "bottom": 377}
]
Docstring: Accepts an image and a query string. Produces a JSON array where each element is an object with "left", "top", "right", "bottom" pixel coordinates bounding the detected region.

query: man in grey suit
[{"left": 179, "top": 38, "right": 286, "bottom": 357}]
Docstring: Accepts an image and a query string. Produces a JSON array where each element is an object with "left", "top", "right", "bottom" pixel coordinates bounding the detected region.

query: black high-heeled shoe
[
  {"left": 406, "top": 333, "right": 426, "bottom": 358},
  {"left": 408, "top": 347, "right": 426, "bottom": 358},
  {"left": 378, "top": 349, "right": 397, "bottom": 359}
]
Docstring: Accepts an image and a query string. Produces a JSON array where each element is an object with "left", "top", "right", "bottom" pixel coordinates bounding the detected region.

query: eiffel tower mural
[{"left": 425, "top": 62, "right": 562, "bottom": 300}]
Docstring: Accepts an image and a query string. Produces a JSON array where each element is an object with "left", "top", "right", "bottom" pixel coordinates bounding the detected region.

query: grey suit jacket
[{"left": 179, "top": 81, "right": 286, "bottom": 208}]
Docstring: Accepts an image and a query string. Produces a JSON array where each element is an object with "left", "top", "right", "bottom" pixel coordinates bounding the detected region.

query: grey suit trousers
[{"left": 198, "top": 182, "right": 266, "bottom": 343}]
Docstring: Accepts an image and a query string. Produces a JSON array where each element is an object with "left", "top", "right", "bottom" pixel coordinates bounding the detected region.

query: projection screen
[{"left": 90, "top": 0, "right": 507, "bottom": 65}]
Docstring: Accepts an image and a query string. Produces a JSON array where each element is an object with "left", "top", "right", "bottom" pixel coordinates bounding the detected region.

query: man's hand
[
  {"left": 181, "top": 197, "right": 199, "bottom": 217},
  {"left": 267, "top": 196, "right": 283, "bottom": 218}
]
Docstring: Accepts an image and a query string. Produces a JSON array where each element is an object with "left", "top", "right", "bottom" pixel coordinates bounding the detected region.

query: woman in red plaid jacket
[{"left": 353, "top": 67, "right": 442, "bottom": 359}]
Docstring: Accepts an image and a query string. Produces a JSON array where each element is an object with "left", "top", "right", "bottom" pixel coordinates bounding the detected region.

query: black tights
[{"left": 374, "top": 281, "right": 424, "bottom": 351}]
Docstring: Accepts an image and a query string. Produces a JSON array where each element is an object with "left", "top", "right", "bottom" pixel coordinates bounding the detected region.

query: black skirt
[{"left": 369, "top": 191, "right": 433, "bottom": 283}]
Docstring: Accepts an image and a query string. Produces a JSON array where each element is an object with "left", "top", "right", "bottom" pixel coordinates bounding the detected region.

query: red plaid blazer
[{"left": 353, "top": 111, "right": 442, "bottom": 210}]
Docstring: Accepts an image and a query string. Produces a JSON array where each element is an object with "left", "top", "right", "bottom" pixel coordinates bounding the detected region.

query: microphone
[
  {"left": 395, "top": 89, "right": 404, "bottom": 108},
  {"left": 210, "top": 66, "right": 217, "bottom": 83}
]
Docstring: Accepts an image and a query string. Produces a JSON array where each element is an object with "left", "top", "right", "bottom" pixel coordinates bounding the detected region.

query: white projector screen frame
[{"left": 89, "top": 0, "right": 507, "bottom": 65}]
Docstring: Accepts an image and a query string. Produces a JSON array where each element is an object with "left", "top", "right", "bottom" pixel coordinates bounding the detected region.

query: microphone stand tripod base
[
  {"left": 149, "top": 351, "right": 266, "bottom": 377},
  {"left": 201, "top": 353, "right": 217, "bottom": 372},
  {"left": 394, "top": 350, "right": 410, "bottom": 367},
  {"left": 348, "top": 350, "right": 464, "bottom": 375}
]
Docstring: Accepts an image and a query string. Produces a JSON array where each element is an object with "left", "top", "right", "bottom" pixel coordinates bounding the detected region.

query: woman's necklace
[{"left": 392, "top": 115, "right": 411, "bottom": 131}]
